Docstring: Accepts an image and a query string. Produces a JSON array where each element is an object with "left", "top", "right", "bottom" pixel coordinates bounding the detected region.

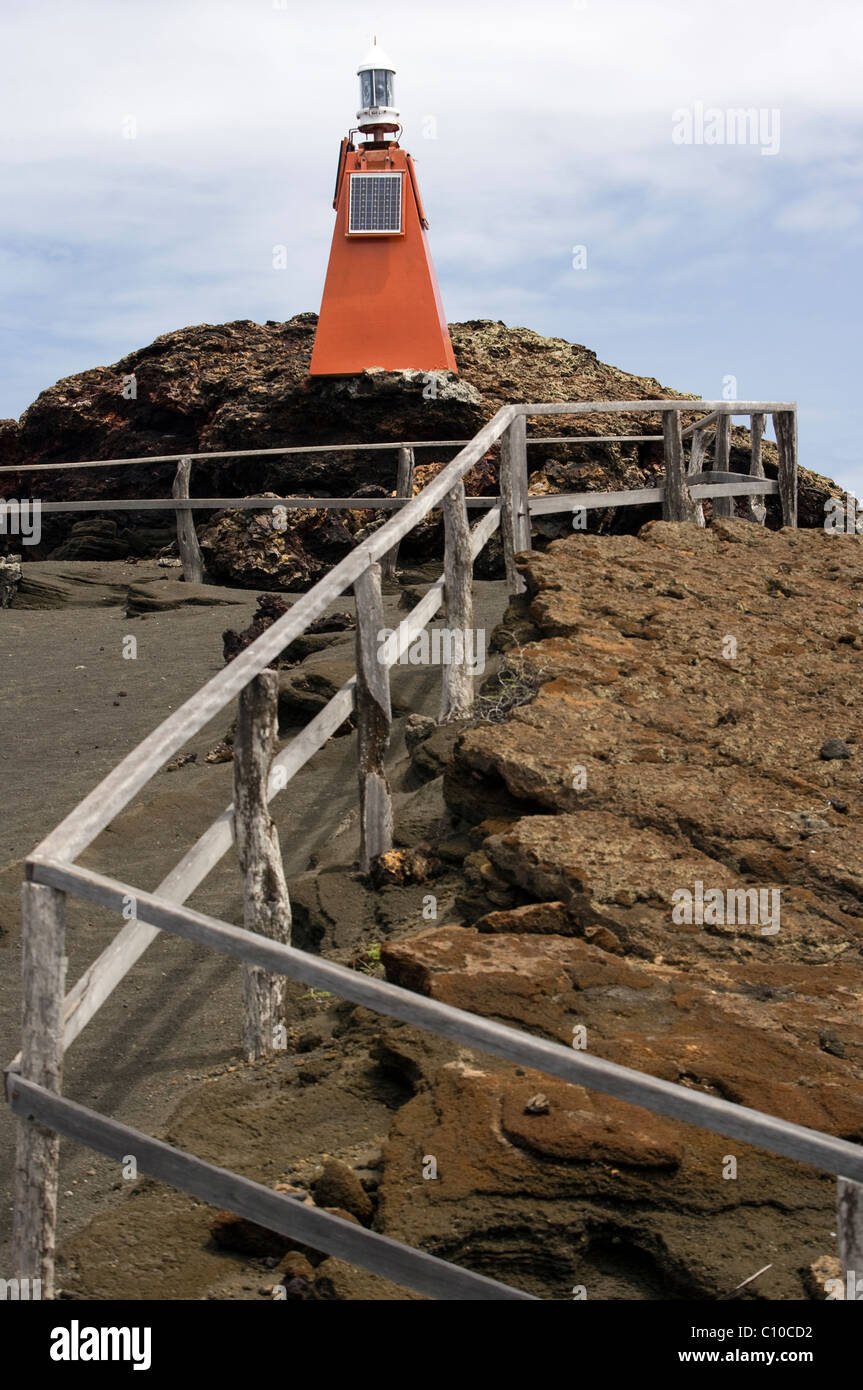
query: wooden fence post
[
  {"left": 711, "top": 414, "right": 734, "bottom": 518},
  {"left": 173, "top": 456, "right": 204, "bottom": 584},
  {"left": 382, "top": 447, "right": 415, "bottom": 582},
  {"left": 500, "top": 414, "right": 530, "bottom": 594},
  {"left": 745, "top": 412, "right": 767, "bottom": 525},
  {"left": 12, "top": 881, "right": 67, "bottom": 1298},
  {"left": 686, "top": 427, "right": 707, "bottom": 527},
  {"left": 440, "top": 481, "right": 475, "bottom": 722},
  {"left": 662, "top": 412, "right": 699, "bottom": 523},
  {"left": 233, "top": 671, "right": 291, "bottom": 1063},
  {"left": 773, "top": 410, "right": 798, "bottom": 528},
  {"left": 838, "top": 1178, "right": 863, "bottom": 1298},
  {"left": 354, "top": 562, "right": 393, "bottom": 872}
]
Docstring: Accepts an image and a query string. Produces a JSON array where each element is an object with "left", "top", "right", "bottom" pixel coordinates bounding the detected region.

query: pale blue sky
[{"left": 1, "top": 0, "right": 860, "bottom": 489}]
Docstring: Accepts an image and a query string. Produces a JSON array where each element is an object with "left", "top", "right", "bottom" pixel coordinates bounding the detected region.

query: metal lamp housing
[{"left": 356, "top": 44, "right": 399, "bottom": 129}]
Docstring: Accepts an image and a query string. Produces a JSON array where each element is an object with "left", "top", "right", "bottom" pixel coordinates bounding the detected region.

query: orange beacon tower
[{"left": 309, "top": 43, "right": 457, "bottom": 376}]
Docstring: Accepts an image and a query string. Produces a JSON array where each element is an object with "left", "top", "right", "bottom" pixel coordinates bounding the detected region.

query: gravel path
[{"left": 0, "top": 561, "right": 507, "bottom": 1289}]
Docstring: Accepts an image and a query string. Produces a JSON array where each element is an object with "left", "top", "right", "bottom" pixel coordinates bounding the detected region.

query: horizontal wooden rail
[
  {"left": 527, "top": 479, "right": 779, "bottom": 515},
  {"left": 0, "top": 436, "right": 663, "bottom": 477},
  {"left": 17, "top": 477, "right": 781, "bottom": 520},
  {"left": 0, "top": 498, "right": 392, "bottom": 521},
  {"left": 26, "top": 856, "right": 863, "bottom": 1184},
  {"left": 6, "top": 1075, "right": 533, "bottom": 1301},
  {"left": 0, "top": 441, "right": 477, "bottom": 475},
  {"left": 520, "top": 400, "right": 794, "bottom": 416},
  {"left": 0, "top": 434, "right": 677, "bottom": 478}
]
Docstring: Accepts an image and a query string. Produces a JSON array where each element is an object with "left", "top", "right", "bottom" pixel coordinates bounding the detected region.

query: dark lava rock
[
  {"left": 2, "top": 316, "right": 839, "bottom": 573},
  {"left": 820, "top": 738, "right": 852, "bottom": 760},
  {"left": 819, "top": 1029, "right": 846, "bottom": 1059},
  {"left": 311, "top": 1161, "right": 374, "bottom": 1226},
  {"left": 223, "top": 592, "right": 293, "bottom": 664},
  {"left": 404, "top": 713, "right": 436, "bottom": 752}
]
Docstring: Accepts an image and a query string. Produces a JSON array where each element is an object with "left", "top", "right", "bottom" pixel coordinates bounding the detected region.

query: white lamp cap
[{"left": 357, "top": 42, "right": 396, "bottom": 73}]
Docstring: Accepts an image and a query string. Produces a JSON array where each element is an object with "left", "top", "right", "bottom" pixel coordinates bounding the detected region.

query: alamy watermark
[
  {"left": 671, "top": 881, "right": 780, "bottom": 935},
  {"left": 824, "top": 493, "right": 863, "bottom": 534},
  {"left": 50, "top": 1321, "right": 151, "bottom": 1370},
  {"left": 672, "top": 102, "right": 781, "bottom": 157},
  {"left": 377, "top": 625, "right": 486, "bottom": 675},
  {"left": 825, "top": 1269, "right": 862, "bottom": 1300},
  {"left": 0, "top": 1277, "right": 41, "bottom": 1300},
  {"left": 0, "top": 498, "right": 41, "bottom": 545}
]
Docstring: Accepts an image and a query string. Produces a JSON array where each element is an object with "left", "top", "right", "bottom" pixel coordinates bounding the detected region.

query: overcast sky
[{"left": 1, "top": 0, "right": 861, "bottom": 489}]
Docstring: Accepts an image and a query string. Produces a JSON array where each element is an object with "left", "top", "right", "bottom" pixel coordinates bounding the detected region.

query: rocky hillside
[
  {"left": 0, "top": 316, "right": 836, "bottom": 574},
  {"left": 52, "top": 519, "right": 863, "bottom": 1300}
]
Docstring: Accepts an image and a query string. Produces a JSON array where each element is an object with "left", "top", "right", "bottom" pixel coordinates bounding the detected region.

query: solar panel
[{"left": 348, "top": 173, "right": 403, "bottom": 234}]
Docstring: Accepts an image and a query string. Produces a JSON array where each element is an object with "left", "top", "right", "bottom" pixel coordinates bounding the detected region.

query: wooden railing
[
  {"left": 3, "top": 401, "right": 795, "bottom": 583},
  {"left": 12, "top": 399, "right": 856, "bottom": 1306}
]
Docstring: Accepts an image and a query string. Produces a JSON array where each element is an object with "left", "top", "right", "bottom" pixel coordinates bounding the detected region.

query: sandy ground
[{"left": 0, "top": 561, "right": 507, "bottom": 1293}]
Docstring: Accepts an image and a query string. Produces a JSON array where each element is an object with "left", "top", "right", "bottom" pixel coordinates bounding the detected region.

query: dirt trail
[{"left": 0, "top": 562, "right": 507, "bottom": 1295}]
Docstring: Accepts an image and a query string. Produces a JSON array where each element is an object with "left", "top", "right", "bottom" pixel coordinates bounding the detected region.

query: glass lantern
[{"left": 360, "top": 68, "right": 395, "bottom": 111}]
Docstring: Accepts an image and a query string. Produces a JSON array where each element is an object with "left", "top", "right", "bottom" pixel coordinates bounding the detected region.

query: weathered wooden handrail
[
  {"left": 54, "top": 502, "right": 503, "bottom": 1055},
  {"left": 21, "top": 858, "right": 863, "bottom": 1186},
  {"left": 10, "top": 395, "right": 819, "bottom": 1303},
  {"left": 24, "top": 481, "right": 780, "bottom": 513},
  {"left": 32, "top": 406, "right": 520, "bottom": 866},
  {"left": 8, "top": 1074, "right": 533, "bottom": 1301}
]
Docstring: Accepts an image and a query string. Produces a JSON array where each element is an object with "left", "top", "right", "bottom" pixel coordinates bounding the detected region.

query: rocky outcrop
[
  {"left": 1, "top": 316, "right": 838, "bottom": 573},
  {"left": 364, "top": 520, "right": 863, "bottom": 1297}
]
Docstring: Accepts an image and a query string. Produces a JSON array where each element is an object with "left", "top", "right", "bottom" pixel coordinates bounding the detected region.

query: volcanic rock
[
  {"left": 362, "top": 520, "right": 863, "bottom": 1297},
  {"left": 311, "top": 1160, "right": 374, "bottom": 1226},
  {"left": 1, "top": 317, "right": 839, "bottom": 576}
]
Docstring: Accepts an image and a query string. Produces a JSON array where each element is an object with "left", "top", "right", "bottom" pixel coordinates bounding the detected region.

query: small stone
[
  {"left": 819, "top": 1029, "right": 846, "bottom": 1058},
  {"left": 322, "top": 1206, "right": 362, "bottom": 1225},
  {"left": 165, "top": 751, "right": 197, "bottom": 772},
  {"left": 205, "top": 742, "right": 234, "bottom": 764},
  {"left": 819, "top": 738, "right": 852, "bottom": 760},
  {"left": 803, "top": 1255, "right": 842, "bottom": 1299},
  {"left": 583, "top": 924, "right": 623, "bottom": 954},
  {"left": 277, "top": 1251, "right": 315, "bottom": 1281},
  {"left": 829, "top": 798, "right": 848, "bottom": 814},
  {"left": 279, "top": 1276, "right": 313, "bottom": 1300},
  {"left": 524, "top": 1093, "right": 550, "bottom": 1115},
  {"left": 404, "top": 713, "right": 436, "bottom": 752},
  {"left": 312, "top": 1160, "right": 374, "bottom": 1225},
  {"left": 369, "top": 847, "right": 439, "bottom": 887}
]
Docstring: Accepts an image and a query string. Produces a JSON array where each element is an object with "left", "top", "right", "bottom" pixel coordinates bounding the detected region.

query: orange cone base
[{"left": 310, "top": 146, "right": 457, "bottom": 376}]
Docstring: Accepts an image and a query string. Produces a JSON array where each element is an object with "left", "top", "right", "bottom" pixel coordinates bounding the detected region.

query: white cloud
[{"left": 0, "top": 0, "right": 861, "bottom": 489}]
